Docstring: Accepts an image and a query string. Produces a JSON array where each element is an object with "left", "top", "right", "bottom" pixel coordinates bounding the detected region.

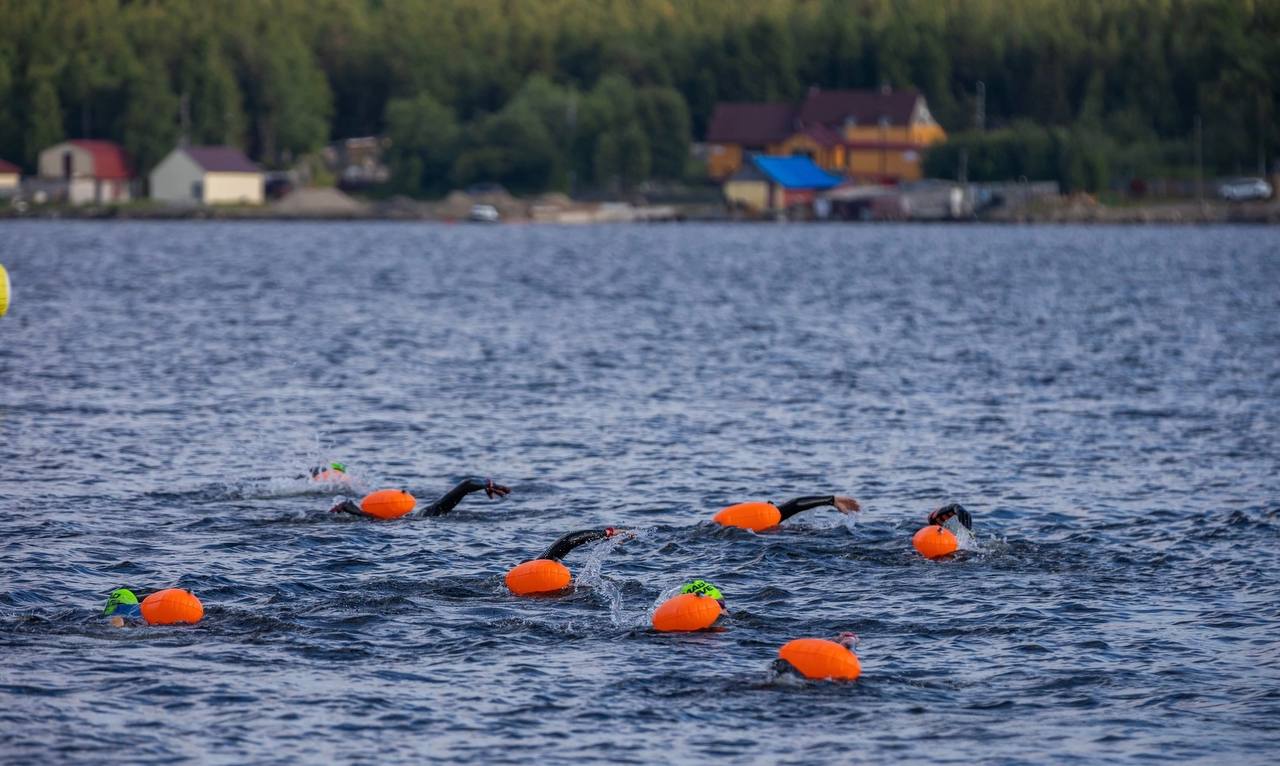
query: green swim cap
[
  {"left": 103, "top": 588, "right": 139, "bottom": 616},
  {"left": 330, "top": 462, "right": 346, "bottom": 473},
  {"left": 680, "top": 579, "right": 723, "bottom": 601}
]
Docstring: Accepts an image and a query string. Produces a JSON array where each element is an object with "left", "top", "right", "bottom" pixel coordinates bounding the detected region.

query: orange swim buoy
[
  {"left": 712, "top": 502, "right": 782, "bottom": 531},
  {"left": 778, "top": 638, "right": 861, "bottom": 681},
  {"left": 505, "top": 559, "right": 572, "bottom": 596},
  {"left": 912, "top": 525, "right": 958, "bottom": 559},
  {"left": 652, "top": 593, "right": 723, "bottom": 632},
  {"left": 360, "top": 489, "right": 416, "bottom": 520},
  {"left": 139, "top": 589, "right": 204, "bottom": 626}
]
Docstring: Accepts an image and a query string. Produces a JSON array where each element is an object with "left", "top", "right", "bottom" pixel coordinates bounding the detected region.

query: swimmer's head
[
  {"left": 679, "top": 579, "right": 725, "bottom": 606},
  {"left": 103, "top": 588, "right": 139, "bottom": 616},
  {"left": 929, "top": 503, "right": 972, "bottom": 531},
  {"left": 310, "top": 462, "right": 347, "bottom": 478},
  {"left": 835, "top": 631, "right": 859, "bottom": 649}
]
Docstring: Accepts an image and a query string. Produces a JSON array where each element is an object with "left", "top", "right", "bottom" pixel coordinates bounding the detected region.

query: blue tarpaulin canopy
[{"left": 750, "top": 155, "right": 843, "bottom": 190}]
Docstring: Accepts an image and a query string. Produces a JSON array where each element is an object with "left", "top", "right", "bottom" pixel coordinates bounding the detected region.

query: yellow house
[
  {"left": 150, "top": 145, "right": 264, "bottom": 206},
  {"left": 706, "top": 88, "right": 946, "bottom": 184}
]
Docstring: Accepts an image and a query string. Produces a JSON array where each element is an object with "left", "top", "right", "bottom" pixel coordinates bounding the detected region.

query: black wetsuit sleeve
[
  {"left": 775, "top": 495, "right": 837, "bottom": 521},
  {"left": 331, "top": 500, "right": 366, "bottom": 517},
  {"left": 538, "top": 529, "right": 609, "bottom": 561},
  {"left": 420, "top": 479, "right": 488, "bottom": 517}
]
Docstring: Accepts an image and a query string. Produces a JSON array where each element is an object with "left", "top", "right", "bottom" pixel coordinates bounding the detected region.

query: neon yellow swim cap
[
  {"left": 103, "top": 588, "right": 139, "bottom": 615},
  {"left": 330, "top": 462, "right": 346, "bottom": 473},
  {"left": 679, "top": 579, "right": 723, "bottom": 601}
]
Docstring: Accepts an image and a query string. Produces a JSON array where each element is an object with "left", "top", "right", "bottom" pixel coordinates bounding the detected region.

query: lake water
[{"left": 2, "top": 221, "right": 1278, "bottom": 764}]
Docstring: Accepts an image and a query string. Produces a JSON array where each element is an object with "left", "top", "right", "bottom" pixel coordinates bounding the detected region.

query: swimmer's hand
[
  {"left": 484, "top": 479, "right": 510, "bottom": 499},
  {"left": 833, "top": 496, "right": 860, "bottom": 514},
  {"left": 604, "top": 527, "right": 636, "bottom": 542}
]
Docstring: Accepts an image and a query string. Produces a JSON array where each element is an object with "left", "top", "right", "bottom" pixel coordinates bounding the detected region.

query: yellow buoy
[{"left": 0, "top": 263, "right": 10, "bottom": 317}]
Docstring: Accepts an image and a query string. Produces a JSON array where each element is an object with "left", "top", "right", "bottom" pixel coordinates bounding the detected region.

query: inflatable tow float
[
  {"left": 358, "top": 489, "right": 417, "bottom": 520},
  {"left": 140, "top": 589, "right": 205, "bottom": 625},
  {"left": 712, "top": 502, "right": 782, "bottom": 532},
  {"left": 652, "top": 581, "right": 726, "bottom": 632},
  {"left": 0, "top": 263, "right": 10, "bottom": 317},
  {"left": 504, "top": 559, "right": 573, "bottom": 596},
  {"left": 912, "top": 525, "right": 959, "bottom": 559},
  {"left": 777, "top": 637, "right": 861, "bottom": 681}
]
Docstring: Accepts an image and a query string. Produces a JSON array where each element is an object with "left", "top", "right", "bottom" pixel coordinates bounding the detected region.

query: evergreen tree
[
  {"left": 118, "top": 60, "right": 179, "bottom": 174},
  {"left": 23, "top": 71, "right": 64, "bottom": 167},
  {"left": 385, "top": 92, "right": 460, "bottom": 195}
]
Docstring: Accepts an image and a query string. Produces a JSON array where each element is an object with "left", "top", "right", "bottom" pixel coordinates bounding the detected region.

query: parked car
[
  {"left": 1217, "top": 177, "right": 1273, "bottom": 202},
  {"left": 468, "top": 203, "right": 500, "bottom": 223}
]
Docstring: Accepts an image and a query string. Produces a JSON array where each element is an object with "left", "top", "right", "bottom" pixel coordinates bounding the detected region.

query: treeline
[{"left": 1, "top": 0, "right": 1276, "bottom": 194}]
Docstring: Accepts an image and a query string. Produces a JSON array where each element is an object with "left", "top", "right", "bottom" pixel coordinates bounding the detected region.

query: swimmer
[
  {"left": 329, "top": 477, "right": 510, "bottom": 519},
  {"left": 713, "top": 494, "right": 861, "bottom": 531},
  {"left": 102, "top": 588, "right": 143, "bottom": 627},
  {"left": 928, "top": 503, "right": 973, "bottom": 536},
  {"left": 505, "top": 527, "right": 628, "bottom": 595},
  {"left": 653, "top": 579, "right": 727, "bottom": 631},
  {"left": 773, "top": 632, "right": 861, "bottom": 681},
  {"left": 103, "top": 587, "right": 203, "bottom": 627}
]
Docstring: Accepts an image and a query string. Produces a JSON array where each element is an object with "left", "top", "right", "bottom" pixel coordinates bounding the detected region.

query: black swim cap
[{"left": 929, "top": 503, "right": 972, "bottom": 531}]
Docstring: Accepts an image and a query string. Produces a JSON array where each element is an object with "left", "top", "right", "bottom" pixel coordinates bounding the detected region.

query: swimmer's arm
[
  {"left": 776, "top": 495, "right": 860, "bottom": 521},
  {"left": 329, "top": 500, "right": 371, "bottom": 518},
  {"left": 420, "top": 478, "right": 511, "bottom": 517},
  {"left": 539, "top": 529, "right": 608, "bottom": 561}
]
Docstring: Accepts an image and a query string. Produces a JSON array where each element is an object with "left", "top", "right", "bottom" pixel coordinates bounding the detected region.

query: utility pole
[
  {"left": 179, "top": 93, "right": 191, "bottom": 147},
  {"left": 1259, "top": 93, "right": 1267, "bottom": 177},
  {"left": 975, "top": 81, "right": 986, "bottom": 132},
  {"left": 1194, "top": 114, "right": 1203, "bottom": 204},
  {"left": 566, "top": 92, "right": 577, "bottom": 197}
]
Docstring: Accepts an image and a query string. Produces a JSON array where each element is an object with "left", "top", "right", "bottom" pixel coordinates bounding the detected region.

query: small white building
[
  {"left": 150, "top": 146, "right": 264, "bottom": 206},
  {"left": 37, "top": 140, "right": 133, "bottom": 204}
]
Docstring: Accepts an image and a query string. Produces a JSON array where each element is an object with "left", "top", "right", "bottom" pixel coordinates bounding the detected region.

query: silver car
[
  {"left": 1218, "top": 178, "right": 1273, "bottom": 202},
  {"left": 468, "top": 203, "right": 500, "bottom": 223}
]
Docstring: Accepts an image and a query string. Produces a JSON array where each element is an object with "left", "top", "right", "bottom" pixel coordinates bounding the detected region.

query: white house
[
  {"left": 37, "top": 140, "right": 133, "bottom": 204},
  {"left": 150, "top": 146, "right": 264, "bottom": 205}
]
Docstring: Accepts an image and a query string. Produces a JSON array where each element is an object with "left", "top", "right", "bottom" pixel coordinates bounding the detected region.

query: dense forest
[{"left": 1, "top": 0, "right": 1277, "bottom": 194}]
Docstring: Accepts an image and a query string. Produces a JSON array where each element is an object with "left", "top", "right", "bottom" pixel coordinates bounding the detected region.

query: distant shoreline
[{"left": 2, "top": 198, "right": 1278, "bottom": 225}]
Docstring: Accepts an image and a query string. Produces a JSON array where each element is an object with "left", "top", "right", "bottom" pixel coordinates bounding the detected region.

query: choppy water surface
[{"left": 2, "top": 222, "right": 1278, "bottom": 764}]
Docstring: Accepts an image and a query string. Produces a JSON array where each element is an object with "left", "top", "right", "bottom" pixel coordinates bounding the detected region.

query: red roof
[
  {"left": 183, "top": 146, "right": 260, "bottom": 173},
  {"left": 68, "top": 140, "right": 132, "bottom": 179},
  {"left": 0, "top": 159, "right": 19, "bottom": 174},
  {"left": 706, "top": 102, "right": 797, "bottom": 146},
  {"left": 797, "top": 89, "right": 920, "bottom": 128}
]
